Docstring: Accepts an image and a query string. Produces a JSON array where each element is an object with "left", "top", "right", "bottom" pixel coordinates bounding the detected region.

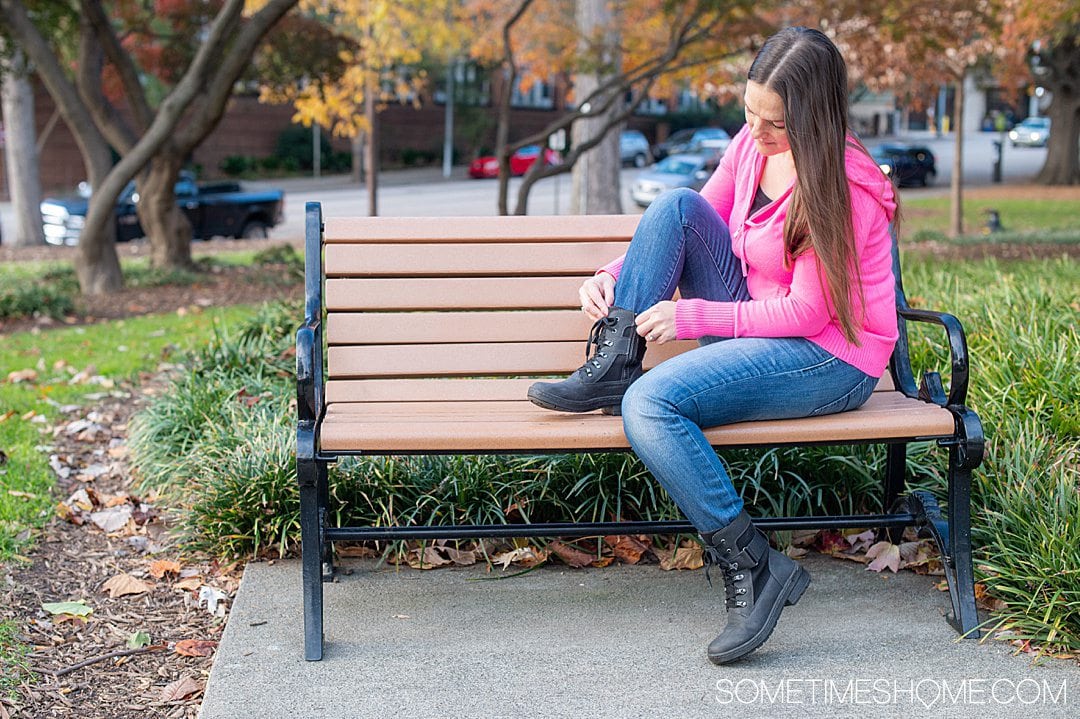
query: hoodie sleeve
[{"left": 674, "top": 247, "right": 834, "bottom": 339}]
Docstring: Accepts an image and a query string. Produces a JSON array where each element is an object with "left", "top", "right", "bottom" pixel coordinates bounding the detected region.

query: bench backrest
[{"left": 304, "top": 204, "right": 901, "bottom": 405}]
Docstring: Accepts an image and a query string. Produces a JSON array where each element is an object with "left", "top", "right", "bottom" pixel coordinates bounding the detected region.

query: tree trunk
[
  {"left": 1034, "top": 33, "right": 1080, "bottom": 185},
  {"left": 364, "top": 72, "right": 378, "bottom": 217},
  {"left": 0, "top": 47, "right": 45, "bottom": 247},
  {"left": 77, "top": 143, "right": 124, "bottom": 294},
  {"left": 570, "top": 0, "right": 622, "bottom": 215},
  {"left": 351, "top": 132, "right": 364, "bottom": 184},
  {"left": 1036, "top": 93, "right": 1080, "bottom": 185},
  {"left": 137, "top": 153, "right": 195, "bottom": 270},
  {"left": 949, "top": 74, "right": 965, "bottom": 238}
]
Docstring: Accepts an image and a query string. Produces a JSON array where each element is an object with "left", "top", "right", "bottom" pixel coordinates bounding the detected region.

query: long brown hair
[{"left": 748, "top": 27, "right": 869, "bottom": 344}]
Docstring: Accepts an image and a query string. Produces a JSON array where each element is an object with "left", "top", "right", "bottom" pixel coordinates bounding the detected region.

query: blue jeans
[{"left": 616, "top": 189, "right": 877, "bottom": 534}]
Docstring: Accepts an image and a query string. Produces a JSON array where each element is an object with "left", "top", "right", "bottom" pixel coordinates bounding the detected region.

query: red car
[{"left": 468, "top": 145, "right": 561, "bottom": 178}]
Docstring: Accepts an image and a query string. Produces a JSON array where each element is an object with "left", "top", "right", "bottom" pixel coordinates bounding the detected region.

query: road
[
  {"left": 252, "top": 131, "right": 1048, "bottom": 242},
  {"left": 0, "top": 131, "right": 1048, "bottom": 245}
]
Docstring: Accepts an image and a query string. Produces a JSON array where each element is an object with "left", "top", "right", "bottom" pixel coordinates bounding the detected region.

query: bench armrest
[
  {"left": 896, "top": 307, "right": 969, "bottom": 407},
  {"left": 296, "top": 318, "right": 324, "bottom": 425}
]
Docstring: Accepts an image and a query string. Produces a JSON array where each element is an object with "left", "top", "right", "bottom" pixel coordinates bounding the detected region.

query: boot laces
[
  {"left": 704, "top": 547, "right": 747, "bottom": 610},
  {"left": 582, "top": 316, "right": 618, "bottom": 377}
]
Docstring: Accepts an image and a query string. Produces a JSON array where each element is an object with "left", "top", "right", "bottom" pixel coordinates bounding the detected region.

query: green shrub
[
  {"left": 220, "top": 155, "right": 256, "bottom": 177},
  {"left": 0, "top": 283, "right": 76, "bottom": 321}
]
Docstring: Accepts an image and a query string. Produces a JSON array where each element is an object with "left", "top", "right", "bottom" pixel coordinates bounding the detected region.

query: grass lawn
[
  {"left": 901, "top": 185, "right": 1080, "bottom": 240},
  {"left": 0, "top": 304, "right": 260, "bottom": 560}
]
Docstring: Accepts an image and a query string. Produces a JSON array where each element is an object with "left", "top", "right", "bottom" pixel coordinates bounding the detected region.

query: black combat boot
[
  {"left": 527, "top": 306, "right": 646, "bottom": 414},
  {"left": 701, "top": 510, "right": 811, "bottom": 664}
]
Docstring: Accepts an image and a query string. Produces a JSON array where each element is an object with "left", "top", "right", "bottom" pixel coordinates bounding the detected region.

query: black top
[{"left": 749, "top": 185, "right": 772, "bottom": 216}]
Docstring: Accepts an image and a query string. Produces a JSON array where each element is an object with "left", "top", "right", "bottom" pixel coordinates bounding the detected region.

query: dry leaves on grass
[
  {"left": 174, "top": 639, "right": 217, "bottom": 658},
  {"left": 159, "top": 675, "right": 203, "bottom": 702},
  {"left": 102, "top": 573, "right": 154, "bottom": 598},
  {"left": 149, "top": 559, "right": 182, "bottom": 579}
]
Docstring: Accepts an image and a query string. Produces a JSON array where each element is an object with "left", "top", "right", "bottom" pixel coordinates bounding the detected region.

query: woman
[{"left": 528, "top": 27, "right": 899, "bottom": 664}]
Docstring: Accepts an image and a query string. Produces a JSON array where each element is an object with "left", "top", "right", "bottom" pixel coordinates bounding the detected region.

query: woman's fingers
[
  {"left": 636, "top": 301, "right": 677, "bottom": 343},
  {"left": 579, "top": 277, "right": 611, "bottom": 319}
]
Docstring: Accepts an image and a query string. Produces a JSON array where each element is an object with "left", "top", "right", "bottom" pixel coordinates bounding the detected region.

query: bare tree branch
[
  {"left": 174, "top": 0, "right": 300, "bottom": 152},
  {"left": 81, "top": 0, "right": 153, "bottom": 131}
]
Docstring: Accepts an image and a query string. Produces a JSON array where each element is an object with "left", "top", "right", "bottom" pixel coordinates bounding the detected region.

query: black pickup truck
[{"left": 40, "top": 171, "right": 285, "bottom": 246}]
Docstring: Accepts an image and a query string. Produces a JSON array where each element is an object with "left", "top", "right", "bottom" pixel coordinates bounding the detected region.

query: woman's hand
[
  {"left": 636, "top": 301, "right": 677, "bottom": 344},
  {"left": 579, "top": 272, "right": 616, "bottom": 321}
]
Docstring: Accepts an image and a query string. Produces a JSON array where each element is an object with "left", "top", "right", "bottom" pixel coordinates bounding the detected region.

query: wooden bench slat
[
  {"left": 325, "top": 375, "right": 895, "bottom": 404},
  {"left": 325, "top": 277, "right": 586, "bottom": 311},
  {"left": 327, "top": 310, "right": 596, "bottom": 345},
  {"left": 324, "top": 215, "right": 640, "bottom": 243},
  {"left": 319, "top": 393, "right": 955, "bottom": 452},
  {"left": 325, "top": 242, "right": 629, "bottom": 277},
  {"left": 327, "top": 340, "right": 699, "bottom": 378}
]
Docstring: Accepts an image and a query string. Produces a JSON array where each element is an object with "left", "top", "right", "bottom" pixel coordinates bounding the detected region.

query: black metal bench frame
[{"left": 295, "top": 202, "right": 985, "bottom": 661}]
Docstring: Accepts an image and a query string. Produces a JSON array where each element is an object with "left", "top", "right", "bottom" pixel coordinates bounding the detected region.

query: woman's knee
[{"left": 621, "top": 376, "right": 677, "bottom": 440}]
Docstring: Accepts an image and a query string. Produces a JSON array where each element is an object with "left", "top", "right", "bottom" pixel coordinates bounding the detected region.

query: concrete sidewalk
[{"left": 199, "top": 552, "right": 1076, "bottom": 719}]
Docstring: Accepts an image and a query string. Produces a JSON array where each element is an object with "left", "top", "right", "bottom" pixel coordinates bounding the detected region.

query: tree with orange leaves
[
  {"left": 998, "top": 1, "right": 1079, "bottom": 185},
  {"left": 796, "top": 0, "right": 1002, "bottom": 237},
  {"left": 468, "top": 0, "right": 770, "bottom": 215}
]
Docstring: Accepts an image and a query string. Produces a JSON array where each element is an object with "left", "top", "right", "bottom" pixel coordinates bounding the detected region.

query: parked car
[
  {"left": 631, "top": 152, "right": 720, "bottom": 208},
  {"left": 870, "top": 143, "right": 937, "bottom": 187},
  {"left": 620, "top": 130, "right": 652, "bottom": 167},
  {"left": 40, "top": 171, "right": 284, "bottom": 246},
  {"left": 651, "top": 127, "right": 731, "bottom": 161},
  {"left": 1009, "top": 116, "right": 1051, "bottom": 147},
  {"left": 468, "top": 145, "right": 561, "bottom": 179}
]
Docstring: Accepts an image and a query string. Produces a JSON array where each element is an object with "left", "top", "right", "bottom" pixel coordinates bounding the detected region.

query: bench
[{"left": 295, "top": 201, "right": 985, "bottom": 661}]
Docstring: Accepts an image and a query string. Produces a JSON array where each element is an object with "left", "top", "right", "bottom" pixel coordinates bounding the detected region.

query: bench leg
[
  {"left": 946, "top": 448, "right": 981, "bottom": 638},
  {"left": 298, "top": 457, "right": 325, "bottom": 660},
  {"left": 881, "top": 443, "right": 908, "bottom": 544},
  {"left": 318, "top": 460, "right": 335, "bottom": 581}
]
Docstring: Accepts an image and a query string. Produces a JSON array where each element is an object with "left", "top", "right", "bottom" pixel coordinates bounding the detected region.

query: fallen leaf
[
  {"left": 198, "top": 586, "right": 228, "bottom": 617},
  {"left": 127, "top": 631, "right": 151, "bottom": 649},
  {"left": 604, "top": 535, "right": 650, "bottom": 565},
  {"left": 548, "top": 540, "right": 594, "bottom": 568},
  {"left": 42, "top": 601, "right": 93, "bottom": 617},
  {"left": 159, "top": 675, "right": 202, "bottom": 702},
  {"left": 0, "top": 410, "right": 16, "bottom": 423},
  {"left": 406, "top": 545, "right": 453, "bottom": 570},
  {"left": 658, "top": 543, "right": 704, "bottom": 571},
  {"left": 865, "top": 541, "right": 901, "bottom": 573},
  {"left": 784, "top": 546, "right": 809, "bottom": 559},
  {"left": 173, "top": 577, "right": 202, "bottom": 592},
  {"left": 845, "top": 529, "right": 877, "bottom": 553},
  {"left": 6, "top": 369, "right": 38, "bottom": 383},
  {"left": 174, "top": 639, "right": 217, "bottom": 657},
  {"left": 443, "top": 547, "right": 477, "bottom": 566},
  {"left": 490, "top": 546, "right": 546, "bottom": 569},
  {"left": 102, "top": 573, "right": 153, "bottom": 598},
  {"left": 149, "top": 559, "right": 182, "bottom": 579},
  {"left": 89, "top": 505, "right": 133, "bottom": 533}
]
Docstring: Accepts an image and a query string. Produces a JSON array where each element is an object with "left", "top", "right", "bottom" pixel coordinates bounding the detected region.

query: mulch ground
[{"left": 1, "top": 387, "right": 242, "bottom": 719}]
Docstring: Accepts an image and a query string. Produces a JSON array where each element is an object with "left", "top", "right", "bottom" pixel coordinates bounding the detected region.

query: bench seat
[{"left": 320, "top": 390, "right": 956, "bottom": 453}]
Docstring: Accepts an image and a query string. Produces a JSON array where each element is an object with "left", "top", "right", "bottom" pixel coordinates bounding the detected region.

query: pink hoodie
[{"left": 600, "top": 125, "right": 899, "bottom": 378}]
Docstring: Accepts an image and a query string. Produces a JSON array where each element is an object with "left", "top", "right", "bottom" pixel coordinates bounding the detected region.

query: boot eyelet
[
  {"left": 734, "top": 574, "right": 744, "bottom": 580},
  {"left": 730, "top": 562, "right": 738, "bottom": 570},
  {"left": 736, "top": 588, "right": 746, "bottom": 595},
  {"left": 724, "top": 548, "right": 731, "bottom": 554},
  {"left": 736, "top": 601, "right": 746, "bottom": 607}
]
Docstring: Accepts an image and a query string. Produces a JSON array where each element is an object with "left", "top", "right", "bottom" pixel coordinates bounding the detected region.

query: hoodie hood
[{"left": 844, "top": 138, "right": 897, "bottom": 224}]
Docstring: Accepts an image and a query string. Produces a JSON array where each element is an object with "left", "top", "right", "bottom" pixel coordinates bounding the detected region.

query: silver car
[
  {"left": 631, "top": 153, "right": 719, "bottom": 208},
  {"left": 1009, "top": 117, "right": 1051, "bottom": 147}
]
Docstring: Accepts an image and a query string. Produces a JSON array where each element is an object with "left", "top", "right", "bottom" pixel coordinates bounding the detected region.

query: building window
[
  {"left": 434, "top": 62, "right": 491, "bottom": 106},
  {"left": 510, "top": 75, "right": 554, "bottom": 110}
]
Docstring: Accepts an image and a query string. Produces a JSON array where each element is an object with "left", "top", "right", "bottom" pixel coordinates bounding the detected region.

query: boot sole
[
  {"left": 708, "top": 565, "right": 811, "bottom": 665},
  {"left": 527, "top": 387, "right": 624, "bottom": 414}
]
